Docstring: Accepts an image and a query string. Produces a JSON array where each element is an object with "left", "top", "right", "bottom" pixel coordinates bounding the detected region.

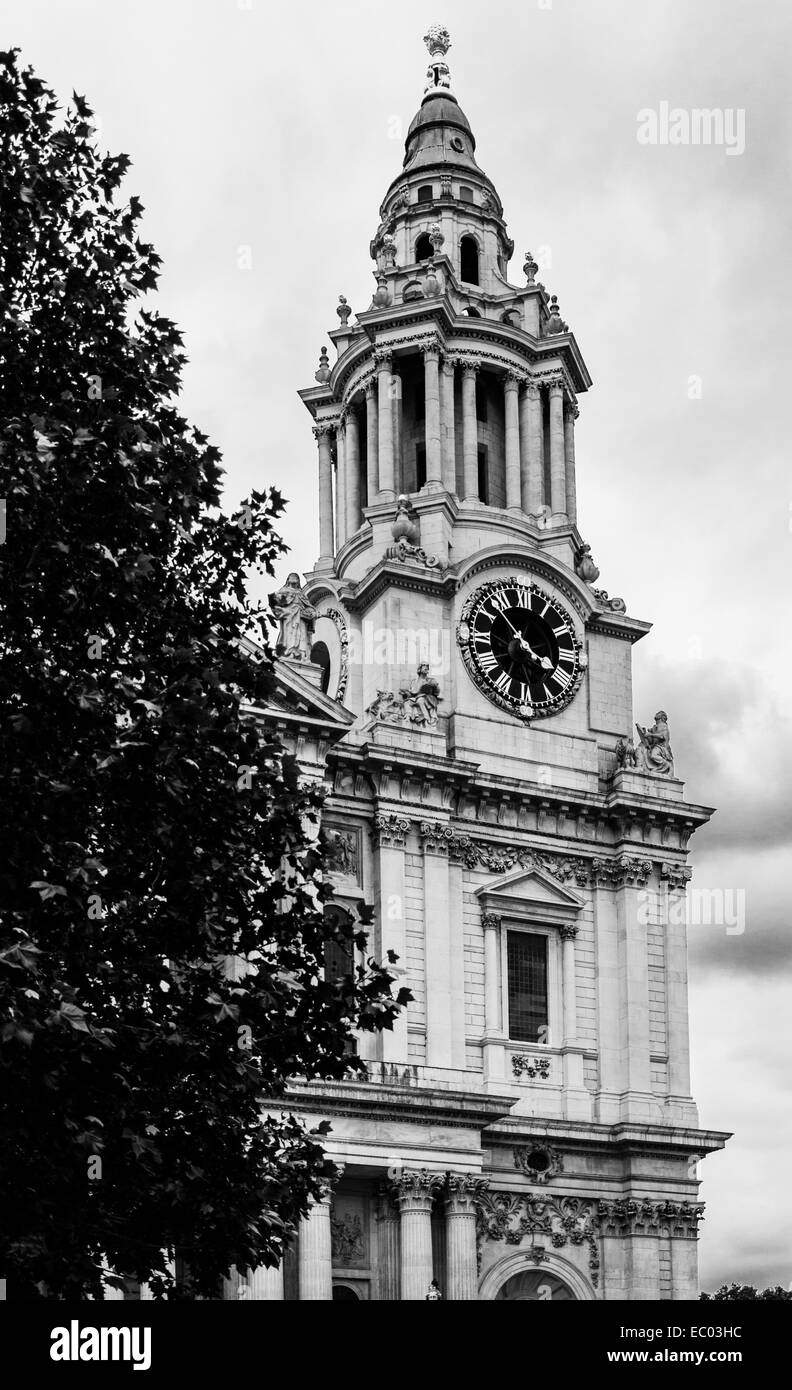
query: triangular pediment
[
  {"left": 243, "top": 656, "right": 355, "bottom": 740},
  {"left": 475, "top": 864, "right": 584, "bottom": 921}
]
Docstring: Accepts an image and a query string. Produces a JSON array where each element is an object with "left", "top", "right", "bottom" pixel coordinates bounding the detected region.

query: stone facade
[{"left": 248, "top": 29, "right": 729, "bottom": 1301}]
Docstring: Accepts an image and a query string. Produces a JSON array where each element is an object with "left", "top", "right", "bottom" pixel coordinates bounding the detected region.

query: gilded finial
[{"left": 423, "top": 25, "right": 453, "bottom": 94}]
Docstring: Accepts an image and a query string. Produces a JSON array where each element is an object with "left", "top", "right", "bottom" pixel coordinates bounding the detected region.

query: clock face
[{"left": 458, "top": 577, "right": 585, "bottom": 722}]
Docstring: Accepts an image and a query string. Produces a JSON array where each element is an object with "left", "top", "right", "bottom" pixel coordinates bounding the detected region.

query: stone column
[
  {"left": 374, "top": 815, "right": 410, "bottom": 1063},
  {"left": 376, "top": 1184, "right": 401, "bottom": 1302},
  {"left": 560, "top": 924, "right": 589, "bottom": 1119},
  {"left": 663, "top": 874, "right": 693, "bottom": 1102},
  {"left": 393, "top": 1171, "right": 443, "bottom": 1301},
  {"left": 564, "top": 401, "right": 578, "bottom": 526},
  {"left": 548, "top": 379, "right": 567, "bottom": 521},
  {"left": 344, "top": 404, "right": 361, "bottom": 536},
  {"left": 482, "top": 912, "right": 502, "bottom": 1033},
  {"left": 461, "top": 362, "right": 480, "bottom": 501},
  {"left": 440, "top": 356, "right": 457, "bottom": 493},
  {"left": 615, "top": 874, "right": 652, "bottom": 1112},
  {"left": 504, "top": 372, "right": 521, "bottom": 510},
  {"left": 392, "top": 365, "right": 403, "bottom": 495},
  {"left": 335, "top": 421, "right": 347, "bottom": 548},
  {"left": 365, "top": 379, "right": 379, "bottom": 509},
  {"left": 560, "top": 925, "right": 579, "bottom": 1046},
  {"left": 444, "top": 1176, "right": 487, "bottom": 1301},
  {"left": 298, "top": 1193, "right": 333, "bottom": 1300},
  {"left": 376, "top": 350, "right": 395, "bottom": 498},
  {"left": 521, "top": 381, "right": 544, "bottom": 517},
  {"left": 423, "top": 831, "right": 453, "bottom": 1068},
  {"left": 313, "top": 424, "right": 335, "bottom": 568},
  {"left": 423, "top": 342, "right": 443, "bottom": 489},
  {"left": 242, "top": 1262, "right": 284, "bottom": 1300}
]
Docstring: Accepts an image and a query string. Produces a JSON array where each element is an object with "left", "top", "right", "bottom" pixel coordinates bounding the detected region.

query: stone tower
[{"left": 258, "top": 25, "right": 729, "bottom": 1301}]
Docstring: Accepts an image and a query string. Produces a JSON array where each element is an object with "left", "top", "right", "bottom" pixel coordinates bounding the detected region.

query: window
[
  {"left": 417, "top": 184, "right": 434, "bottom": 204},
  {"left": 463, "top": 306, "right": 482, "bottom": 318},
  {"left": 323, "top": 905, "right": 355, "bottom": 985},
  {"left": 310, "top": 640, "right": 331, "bottom": 695},
  {"left": 415, "top": 233, "right": 433, "bottom": 262},
  {"left": 415, "top": 444, "right": 427, "bottom": 491},
  {"left": 459, "top": 185, "right": 474, "bottom": 203},
  {"left": 461, "top": 235, "right": 480, "bottom": 284},
  {"left": 477, "top": 446, "right": 489, "bottom": 504},
  {"left": 507, "top": 932, "right": 548, "bottom": 1043}
]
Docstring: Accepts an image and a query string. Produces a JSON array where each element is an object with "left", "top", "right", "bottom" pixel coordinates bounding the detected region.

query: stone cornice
[{"left": 598, "top": 1198, "right": 705, "bottom": 1238}]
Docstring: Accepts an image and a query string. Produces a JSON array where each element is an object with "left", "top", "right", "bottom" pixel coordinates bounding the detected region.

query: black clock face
[{"left": 458, "top": 578, "right": 585, "bottom": 721}]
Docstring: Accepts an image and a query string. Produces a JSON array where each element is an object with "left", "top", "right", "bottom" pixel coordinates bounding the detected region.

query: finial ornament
[
  {"left": 423, "top": 25, "right": 453, "bottom": 94},
  {"left": 523, "top": 251, "right": 539, "bottom": 285},
  {"left": 315, "top": 346, "right": 331, "bottom": 384},
  {"left": 337, "top": 295, "right": 352, "bottom": 326}
]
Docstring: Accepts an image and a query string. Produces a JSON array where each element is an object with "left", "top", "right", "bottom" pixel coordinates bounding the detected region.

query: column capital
[
  {"left": 421, "top": 338, "right": 441, "bottom": 361},
  {"left": 546, "top": 375, "right": 565, "bottom": 399},
  {"left": 312, "top": 422, "right": 335, "bottom": 440},
  {"left": 445, "top": 1174, "right": 490, "bottom": 1214},
  {"left": 371, "top": 811, "right": 411, "bottom": 848},
  {"left": 440, "top": 354, "right": 458, "bottom": 376},
  {"left": 565, "top": 399, "right": 580, "bottom": 421},
  {"left": 481, "top": 911, "right": 501, "bottom": 932},
  {"left": 559, "top": 924, "right": 579, "bottom": 942},
  {"left": 391, "top": 1169, "right": 445, "bottom": 1212},
  {"left": 374, "top": 348, "right": 393, "bottom": 368},
  {"left": 376, "top": 1182, "right": 400, "bottom": 1222},
  {"left": 365, "top": 377, "right": 377, "bottom": 399},
  {"left": 522, "top": 379, "right": 541, "bottom": 400},
  {"left": 461, "top": 359, "right": 481, "bottom": 379},
  {"left": 504, "top": 370, "right": 521, "bottom": 391}
]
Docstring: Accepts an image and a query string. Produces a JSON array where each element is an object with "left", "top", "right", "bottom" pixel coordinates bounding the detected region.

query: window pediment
[{"left": 475, "top": 865, "right": 583, "bottom": 927}]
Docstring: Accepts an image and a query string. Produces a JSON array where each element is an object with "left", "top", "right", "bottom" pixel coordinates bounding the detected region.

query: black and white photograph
[{"left": 1, "top": 0, "right": 789, "bottom": 1372}]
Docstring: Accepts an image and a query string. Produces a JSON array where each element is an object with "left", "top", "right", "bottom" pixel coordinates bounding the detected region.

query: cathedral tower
[{"left": 261, "top": 26, "right": 728, "bottom": 1302}]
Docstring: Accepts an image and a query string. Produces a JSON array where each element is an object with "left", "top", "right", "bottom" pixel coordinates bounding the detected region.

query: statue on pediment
[{"left": 270, "top": 573, "right": 316, "bottom": 661}]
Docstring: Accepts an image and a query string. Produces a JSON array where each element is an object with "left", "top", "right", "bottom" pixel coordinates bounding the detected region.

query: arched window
[
  {"left": 461, "top": 235, "right": 480, "bottom": 285},
  {"left": 463, "top": 306, "right": 481, "bottom": 318},
  {"left": 417, "top": 184, "right": 434, "bottom": 204},
  {"left": 310, "top": 640, "right": 331, "bottom": 695},
  {"left": 415, "top": 233, "right": 433, "bottom": 262}
]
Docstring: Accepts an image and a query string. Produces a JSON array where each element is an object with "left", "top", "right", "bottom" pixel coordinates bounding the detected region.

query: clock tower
[{"left": 259, "top": 25, "right": 729, "bottom": 1302}]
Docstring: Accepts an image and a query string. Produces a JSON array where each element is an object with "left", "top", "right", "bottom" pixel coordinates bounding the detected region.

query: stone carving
[
  {"left": 513, "top": 1142, "right": 563, "bottom": 1182},
  {"left": 661, "top": 862, "right": 693, "bottom": 891},
  {"left": 331, "top": 1212, "right": 365, "bottom": 1266},
  {"left": 372, "top": 273, "right": 391, "bottom": 308},
  {"left": 366, "top": 665, "right": 442, "bottom": 728},
  {"left": 315, "top": 345, "right": 331, "bottom": 384},
  {"left": 481, "top": 911, "right": 501, "bottom": 932},
  {"left": 445, "top": 1174, "right": 489, "bottom": 1212},
  {"left": 391, "top": 1169, "right": 445, "bottom": 1208},
  {"left": 370, "top": 812, "right": 411, "bottom": 846},
  {"left": 325, "top": 827, "right": 359, "bottom": 879},
  {"left": 615, "top": 737, "right": 639, "bottom": 769},
  {"left": 592, "top": 588, "right": 628, "bottom": 614},
  {"left": 480, "top": 188, "right": 495, "bottom": 213},
  {"left": 424, "top": 24, "right": 452, "bottom": 57},
  {"left": 337, "top": 295, "right": 352, "bottom": 325},
  {"left": 546, "top": 295, "right": 565, "bottom": 335},
  {"left": 324, "top": 608, "right": 350, "bottom": 702},
  {"left": 559, "top": 925, "right": 579, "bottom": 942},
  {"left": 512, "top": 1056, "right": 552, "bottom": 1082},
  {"left": 636, "top": 712, "right": 675, "bottom": 777},
  {"left": 440, "top": 175, "right": 452, "bottom": 199},
  {"left": 575, "top": 543, "right": 601, "bottom": 584},
  {"left": 598, "top": 1199, "right": 704, "bottom": 1239},
  {"left": 429, "top": 222, "right": 445, "bottom": 252},
  {"left": 270, "top": 573, "right": 316, "bottom": 661},
  {"left": 477, "top": 1193, "right": 600, "bottom": 1286},
  {"left": 381, "top": 234, "right": 397, "bottom": 268}
]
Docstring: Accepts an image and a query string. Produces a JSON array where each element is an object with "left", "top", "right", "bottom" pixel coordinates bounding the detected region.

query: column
[
  {"left": 560, "top": 924, "right": 589, "bottom": 1119},
  {"left": 594, "top": 880, "right": 625, "bottom": 1124},
  {"left": 393, "top": 1172, "right": 443, "bottom": 1301},
  {"left": 564, "top": 401, "right": 578, "bottom": 525},
  {"left": 335, "top": 422, "right": 347, "bottom": 548},
  {"left": 344, "top": 404, "right": 361, "bottom": 536},
  {"left": 423, "top": 834, "right": 452, "bottom": 1068},
  {"left": 376, "top": 351, "right": 395, "bottom": 498},
  {"left": 548, "top": 379, "right": 567, "bottom": 521},
  {"left": 298, "top": 1194, "right": 333, "bottom": 1300},
  {"left": 440, "top": 356, "right": 457, "bottom": 493},
  {"left": 461, "top": 362, "right": 479, "bottom": 501},
  {"left": 313, "top": 425, "right": 335, "bottom": 567},
  {"left": 375, "top": 817, "right": 409, "bottom": 1063},
  {"left": 365, "top": 379, "right": 379, "bottom": 508},
  {"left": 664, "top": 879, "right": 693, "bottom": 1102},
  {"left": 423, "top": 342, "right": 442, "bottom": 488},
  {"left": 615, "top": 878, "right": 652, "bottom": 1111},
  {"left": 392, "top": 365, "right": 403, "bottom": 495},
  {"left": 560, "top": 925, "right": 579, "bottom": 1046},
  {"left": 445, "top": 1177, "right": 487, "bottom": 1301},
  {"left": 242, "top": 1262, "right": 284, "bottom": 1300},
  {"left": 376, "top": 1185, "right": 401, "bottom": 1301},
  {"left": 520, "top": 381, "right": 544, "bottom": 516},
  {"left": 504, "top": 372, "right": 521, "bottom": 510},
  {"left": 482, "top": 913, "right": 502, "bottom": 1033}
]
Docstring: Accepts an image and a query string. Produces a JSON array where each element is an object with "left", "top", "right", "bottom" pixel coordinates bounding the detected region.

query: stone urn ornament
[
  {"left": 575, "top": 544, "right": 601, "bottom": 584},
  {"left": 314, "top": 345, "right": 331, "bottom": 384},
  {"left": 372, "top": 273, "right": 391, "bottom": 308},
  {"left": 337, "top": 295, "right": 352, "bottom": 326}
]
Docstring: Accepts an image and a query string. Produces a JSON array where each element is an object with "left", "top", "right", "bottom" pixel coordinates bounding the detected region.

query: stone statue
[
  {"left": 635, "top": 712, "right": 675, "bottom": 777},
  {"left": 326, "top": 829, "right": 358, "bottom": 878},
  {"left": 615, "top": 737, "right": 638, "bottom": 770},
  {"left": 401, "top": 663, "right": 441, "bottom": 726},
  {"left": 269, "top": 573, "right": 316, "bottom": 661},
  {"left": 575, "top": 544, "right": 601, "bottom": 584},
  {"left": 367, "top": 690, "right": 405, "bottom": 724}
]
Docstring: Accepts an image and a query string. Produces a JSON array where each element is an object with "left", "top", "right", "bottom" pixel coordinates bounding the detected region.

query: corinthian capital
[
  {"left": 445, "top": 1174, "right": 489, "bottom": 1213},
  {"left": 374, "top": 348, "right": 393, "bottom": 369},
  {"left": 391, "top": 1169, "right": 445, "bottom": 1211}
]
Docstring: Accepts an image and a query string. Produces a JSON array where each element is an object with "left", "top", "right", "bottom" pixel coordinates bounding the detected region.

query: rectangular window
[
  {"left": 507, "top": 932, "right": 548, "bottom": 1043},
  {"left": 417, "top": 184, "right": 434, "bottom": 203},
  {"left": 416, "top": 444, "right": 427, "bottom": 491},
  {"left": 324, "top": 936, "right": 354, "bottom": 986},
  {"left": 477, "top": 446, "right": 489, "bottom": 504}
]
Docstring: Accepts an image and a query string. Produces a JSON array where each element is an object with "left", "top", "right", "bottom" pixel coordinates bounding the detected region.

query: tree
[
  {"left": 701, "top": 1284, "right": 792, "bottom": 1301},
  {"left": 0, "top": 49, "right": 409, "bottom": 1300}
]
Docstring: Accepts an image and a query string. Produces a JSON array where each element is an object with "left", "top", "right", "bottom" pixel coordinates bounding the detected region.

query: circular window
[
  {"left": 525, "top": 1148, "right": 551, "bottom": 1174},
  {"left": 450, "top": 136, "right": 465, "bottom": 152}
]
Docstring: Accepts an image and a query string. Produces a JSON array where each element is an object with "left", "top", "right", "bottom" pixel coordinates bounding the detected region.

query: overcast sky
[{"left": 9, "top": 0, "right": 791, "bottom": 1291}]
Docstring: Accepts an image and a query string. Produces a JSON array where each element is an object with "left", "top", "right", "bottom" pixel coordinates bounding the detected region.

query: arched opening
[
  {"left": 332, "top": 1284, "right": 360, "bottom": 1301},
  {"left": 461, "top": 235, "right": 480, "bottom": 285},
  {"left": 495, "top": 1269, "right": 577, "bottom": 1301},
  {"left": 310, "top": 640, "right": 331, "bottom": 694},
  {"left": 463, "top": 306, "right": 481, "bottom": 318},
  {"left": 415, "top": 233, "right": 433, "bottom": 263}
]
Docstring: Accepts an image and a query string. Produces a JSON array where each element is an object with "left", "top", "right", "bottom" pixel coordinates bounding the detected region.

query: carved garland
[
  {"left": 476, "top": 1194, "right": 601, "bottom": 1286},
  {"left": 324, "top": 608, "right": 350, "bottom": 704}
]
